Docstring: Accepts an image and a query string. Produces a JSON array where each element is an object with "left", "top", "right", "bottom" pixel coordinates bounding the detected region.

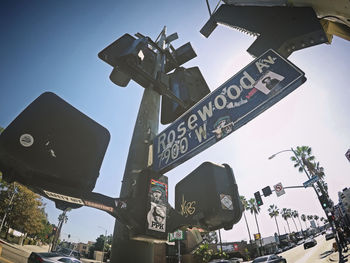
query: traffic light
[
  {"left": 161, "top": 67, "right": 211, "bottom": 124},
  {"left": 319, "top": 194, "right": 330, "bottom": 209},
  {"left": 262, "top": 186, "right": 272, "bottom": 197},
  {"left": 254, "top": 191, "right": 263, "bottom": 206},
  {"left": 0, "top": 92, "right": 110, "bottom": 206},
  {"left": 175, "top": 162, "right": 243, "bottom": 231},
  {"left": 98, "top": 33, "right": 197, "bottom": 89},
  {"left": 52, "top": 227, "right": 57, "bottom": 235}
]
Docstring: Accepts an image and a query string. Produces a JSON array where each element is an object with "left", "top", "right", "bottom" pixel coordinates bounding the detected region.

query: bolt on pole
[{"left": 110, "top": 27, "right": 167, "bottom": 263}]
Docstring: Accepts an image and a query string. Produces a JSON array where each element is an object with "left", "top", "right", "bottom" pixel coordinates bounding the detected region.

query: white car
[{"left": 45, "top": 256, "right": 82, "bottom": 263}]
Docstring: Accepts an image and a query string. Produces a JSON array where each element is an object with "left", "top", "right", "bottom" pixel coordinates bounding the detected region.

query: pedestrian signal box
[
  {"left": 0, "top": 92, "right": 110, "bottom": 200},
  {"left": 175, "top": 162, "right": 243, "bottom": 231}
]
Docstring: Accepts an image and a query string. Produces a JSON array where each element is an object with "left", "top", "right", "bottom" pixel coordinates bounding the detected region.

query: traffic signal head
[
  {"left": 98, "top": 33, "right": 157, "bottom": 89},
  {"left": 175, "top": 162, "right": 243, "bottom": 231},
  {"left": 0, "top": 92, "right": 110, "bottom": 205},
  {"left": 254, "top": 191, "right": 263, "bottom": 206},
  {"left": 319, "top": 194, "right": 330, "bottom": 209},
  {"left": 161, "top": 67, "right": 211, "bottom": 124},
  {"left": 262, "top": 186, "right": 272, "bottom": 197}
]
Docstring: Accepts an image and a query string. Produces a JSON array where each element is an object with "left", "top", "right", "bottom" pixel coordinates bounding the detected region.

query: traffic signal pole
[{"left": 110, "top": 28, "right": 166, "bottom": 263}]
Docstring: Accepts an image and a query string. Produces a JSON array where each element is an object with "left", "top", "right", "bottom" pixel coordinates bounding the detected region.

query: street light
[
  {"left": 269, "top": 147, "right": 345, "bottom": 262},
  {"left": 268, "top": 148, "right": 312, "bottom": 179},
  {"left": 98, "top": 226, "right": 107, "bottom": 263}
]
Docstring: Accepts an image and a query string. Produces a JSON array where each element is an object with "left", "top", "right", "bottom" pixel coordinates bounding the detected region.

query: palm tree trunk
[
  {"left": 291, "top": 217, "right": 298, "bottom": 232},
  {"left": 254, "top": 212, "right": 263, "bottom": 255},
  {"left": 274, "top": 216, "right": 281, "bottom": 236},
  {"left": 297, "top": 216, "right": 303, "bottom": 231},
  {"left": 243, "top": 212, "right": 252, "bottom": 243},
  {"left": 285, "top": 219, "right": 291, "bottom": 233}
]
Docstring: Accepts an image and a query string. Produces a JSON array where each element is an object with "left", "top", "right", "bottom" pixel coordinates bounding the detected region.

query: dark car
[
  {"left": 252, "top": 254, "right": 287, "bottom": 263},
  {"left": 304, "top": 238, "right": 317, "bottom": 249},
  {"left": 325, "top": 230, "right": 335, "bottom": 240}
]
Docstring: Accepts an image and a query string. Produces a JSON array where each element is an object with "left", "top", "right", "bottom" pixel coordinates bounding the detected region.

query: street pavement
[{"left": 280, "top": 234, "right": 345, "bottom": 263}]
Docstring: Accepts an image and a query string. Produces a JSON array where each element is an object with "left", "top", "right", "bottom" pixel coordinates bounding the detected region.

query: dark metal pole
[{"left": 110, "top": 28, "right": 166, "bottom": 263}]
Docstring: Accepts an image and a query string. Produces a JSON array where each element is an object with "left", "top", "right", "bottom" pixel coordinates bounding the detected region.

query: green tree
[
  {"left": 307, "top": 215, "right": 313, "bottom": 227},
  {"left": 0, "top": 183, "right": 46, "bottom": 238},
  {"left": 281, "top": 208, "right": 291, "bottom": 233},
  {"left": 194, "top": 243, "right": 214, "bottom": 263},
  {"left": 268, "top": 204, "right": 280, "bottom": 236},
  {"left": 36, "top": 212, "right": 54, "bottom": 244},
  {"left": 240, "top": 196, "right": 252, "bottom": 243}
]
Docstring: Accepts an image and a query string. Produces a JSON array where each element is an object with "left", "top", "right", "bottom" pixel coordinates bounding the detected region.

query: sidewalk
[{"left": 327, "top": 243, "right": 350, "bottom": 262}]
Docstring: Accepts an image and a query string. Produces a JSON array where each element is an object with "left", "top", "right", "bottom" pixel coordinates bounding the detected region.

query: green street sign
[{"left": 168, "top": 229, "right": 186, "bottom": 242}]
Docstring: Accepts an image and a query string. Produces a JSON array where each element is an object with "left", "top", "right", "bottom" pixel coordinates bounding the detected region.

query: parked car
[
  {"left": 229, "top": 258, "right": 244, "bottom": 263},
  {"left": 252, "top": 254, "right": 287, "bottom": 263},
  {"left": 56, "top": 248, "right": 81, "bottom": 259},
  {"left": 28, "top": 252, "right": 82, "bottom": 263},
  {"left": 304, "top": 238, "right": 317, "bottom": 249},
  {"left": 297, "top": 239, "right": 305, "bottom": 246},
  {"left": 325, "top": 230, "right": 335, "bottom": 240},
  {"left": 209, "top": 260, "right": 231, "bottom": 263}
]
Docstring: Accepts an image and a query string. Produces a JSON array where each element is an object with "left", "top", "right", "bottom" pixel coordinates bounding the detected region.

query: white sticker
[
  {"left": 19, "top": 134, "right": 34, "bottom": 147},
  {"left": 220, "top": 194, "right": 233, "bottom": 210}
]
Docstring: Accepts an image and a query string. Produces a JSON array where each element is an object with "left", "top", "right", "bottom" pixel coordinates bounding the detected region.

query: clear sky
[{"left": 1, "top": 0, "right": 350, "bottom": 244}]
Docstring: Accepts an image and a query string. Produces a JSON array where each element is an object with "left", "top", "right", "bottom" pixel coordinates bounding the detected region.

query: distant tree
[
  {"left": 268, "top": 204, "right": 280, "bottom": 236},
  {"left": 281, "top": 208, "right": 291, "bottom": 233},
  {"left": 247, "top": 198, "right": 263, "bottom": 255},
  {"left": 0, "top": 183, "right": 46, "bottom": 238},
  {"left": 240, "top": 196, "right": 252, "bottom": 243},
  {"left": 313, "top": 215, "right": 320, "bottom": 227},
  {"left": 194, "top": 243, "right": 214, "bottom": 263},
  {"left": 307, "top": 215, "right": 314, "bottom": 227},
  {"left": 291, "top": 210, "right": 303, "bottom": 232},
  {"left": 290, "top": 146, "right": 328, "bottom": 195},
  {"left": 289, "top": 209, "right": 299, "bottom": 232},
  {"left": 0, "top": 127, "right": 4, "bottom": 134},
  {"left": 301, "top": 214, "right": 308, "bottom": 228},
  {"left": 36, "top": 212, "right": 54, "bottom": 244}
]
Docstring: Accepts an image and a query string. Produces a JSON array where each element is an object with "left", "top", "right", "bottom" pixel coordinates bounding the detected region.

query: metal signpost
[
  {"left": 303, "top": 176, "right": 320, "bottom": 188},
  {"left": 152, "top": 49, "right": 306, "bottom": 173}
]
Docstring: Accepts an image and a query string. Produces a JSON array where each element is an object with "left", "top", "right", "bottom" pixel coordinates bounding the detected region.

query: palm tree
[
  {"left": 290, "top": 146, "right": 329, "bottom": 195},
  {"left": 289, "top": 209, "right": 298, "bottom": 232},
  {"left": 292, "top": 210, "right": 303, "bottom": 232},
  {"left": 301, "top": 214, "right": 308, "bottom": 228},
  {"left": 307, "top": 215, "right": 313, "bottom": 227},
  {"left": 281, "top": 208, "right": 291, "bottom": 233},
  {"left": 268, "top": 204, "right": 281, "bottom": 236},
  {"left": 240, "top": 196, "right": 252, "bottom": 243},
  {"left": 247, "top": 198, "right": 263, "bottom": 255},
  {"left": 314, "top": 215, "right": 320, "bottom": 228},
  {"left": 290, "top": 146, "right": 315, "bottom": 173},
  {"left": 320, "top": 216, "right": 326, "bottom": 225}
]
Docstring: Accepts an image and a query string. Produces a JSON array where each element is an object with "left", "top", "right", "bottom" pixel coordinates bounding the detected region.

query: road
[{"left": 280, "top": 235, "right": 335, "bottom": 263}]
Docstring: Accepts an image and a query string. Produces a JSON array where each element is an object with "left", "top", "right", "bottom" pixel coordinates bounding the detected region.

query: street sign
[
  {"left": 303, "top": 176, "right": 319, "bottom": 188},
  {"left": 152, "top": 49, "right": 306, "bottom": 173},
  {"left": 168, "top": 229, "right": 186, "bottom": 242},
  {"left": 254, "top": 233, "right": 261, "bottom": 240},
  {"left": 274, "top": 182, "right": 285, "bottom": 197}
]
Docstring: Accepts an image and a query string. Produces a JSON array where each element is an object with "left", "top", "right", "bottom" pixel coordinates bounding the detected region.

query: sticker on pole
[
  {"left": 153, "top": 49, "right": 306, "bottom": 173},
  {"left": 274, "top": 182, "right": 285, "bottom": 197}
]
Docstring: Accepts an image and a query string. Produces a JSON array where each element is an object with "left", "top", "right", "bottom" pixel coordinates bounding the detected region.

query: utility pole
[{"left": 110, "top": 27, "right": 166, "bottom": 263}]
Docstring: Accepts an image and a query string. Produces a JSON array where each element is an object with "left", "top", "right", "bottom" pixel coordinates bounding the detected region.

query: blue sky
[{"left": 1, "top": 0, "right": 350, "bottom": 243}]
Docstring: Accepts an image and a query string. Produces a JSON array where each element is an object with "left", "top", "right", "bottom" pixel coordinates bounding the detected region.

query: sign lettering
[{"left": 153, "top": 50, "right": 305, "bottom": 173}]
